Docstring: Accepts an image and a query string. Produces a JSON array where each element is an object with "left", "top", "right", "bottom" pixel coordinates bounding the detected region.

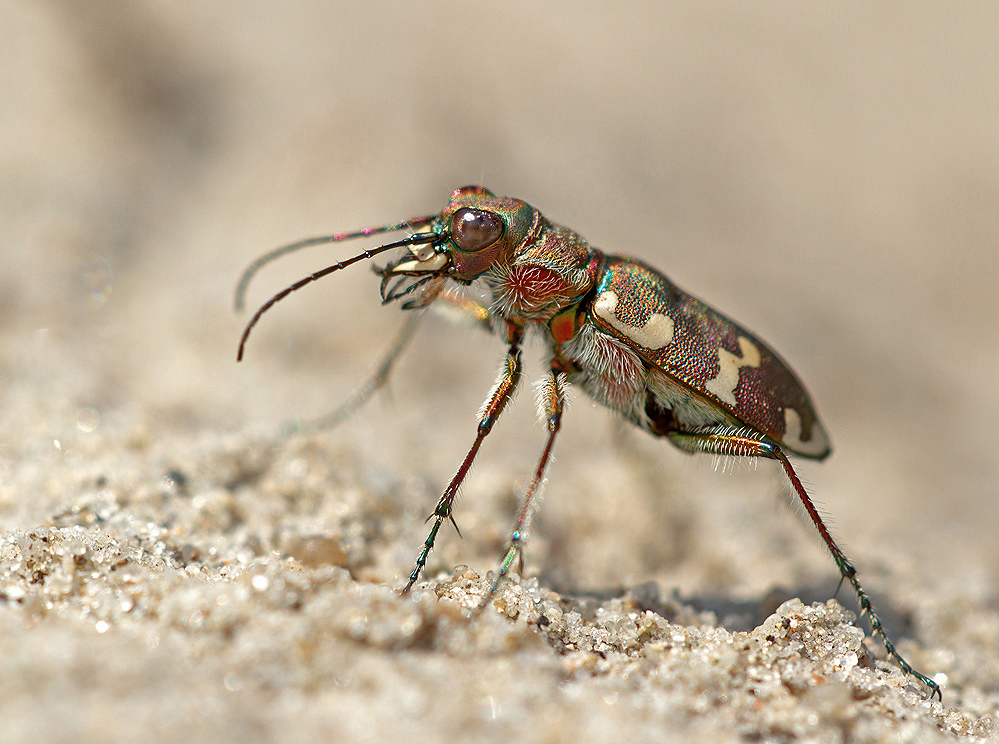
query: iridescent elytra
[{"left": 236, "top": 186, "right": 940, "bottom": 700}]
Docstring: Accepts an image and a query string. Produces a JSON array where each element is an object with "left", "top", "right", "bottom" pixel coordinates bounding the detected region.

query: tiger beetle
[{"left": 236, "top": 186, "right": 941, "bottom": 700}]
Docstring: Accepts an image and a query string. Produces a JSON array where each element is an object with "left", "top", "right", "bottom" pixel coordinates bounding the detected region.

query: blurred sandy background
[{"left": 1, "top": 2, "right": 997, "bottom": 742}]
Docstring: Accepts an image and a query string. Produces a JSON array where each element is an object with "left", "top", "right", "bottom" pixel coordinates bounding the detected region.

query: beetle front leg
[
  {"left": 667, "top": 430, "right": 941, "bottom": 701},
  {"left": 478, "top": 367, "right": 568, "bottom": 611},
  {"left": 402, "top": 324, "right": 525, "bottom": 593},
  {"left": 287, "top": 311, "right": 425, "bottom": 435},
  {"left": 296, "top": 293, "right": 493, "bottom": 436}
]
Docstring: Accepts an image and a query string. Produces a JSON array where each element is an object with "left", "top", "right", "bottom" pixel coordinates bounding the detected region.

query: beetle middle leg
[
  {"left": 402, "top": 324, "right": 525, "bottom": 593},
  {"left": 666, "top": 430, "right": 941, "bottom": 700}
]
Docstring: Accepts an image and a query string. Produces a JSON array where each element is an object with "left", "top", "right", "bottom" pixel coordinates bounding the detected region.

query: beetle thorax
[{"left": 483, "top": 223, "right": 598, "bottom": 322}]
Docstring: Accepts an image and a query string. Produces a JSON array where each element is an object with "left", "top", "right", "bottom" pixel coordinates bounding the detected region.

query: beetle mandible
[{"left": 236, "top": 186, "right": 940, "bottom": 700}]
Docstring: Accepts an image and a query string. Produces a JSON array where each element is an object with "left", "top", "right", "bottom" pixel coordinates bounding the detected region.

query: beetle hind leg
[{"left": 667, "top": 430, "right": 941, "bottom": 701}]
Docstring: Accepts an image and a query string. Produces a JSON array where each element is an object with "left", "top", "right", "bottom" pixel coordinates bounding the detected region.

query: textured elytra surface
[{"left": 2, "top": 2, "right": 999, "bottom": 743}]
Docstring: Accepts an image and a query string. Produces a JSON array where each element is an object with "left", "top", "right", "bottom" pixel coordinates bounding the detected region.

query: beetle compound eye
[{"left": 451, "top": 208, "right": 503, "bottom": 252}]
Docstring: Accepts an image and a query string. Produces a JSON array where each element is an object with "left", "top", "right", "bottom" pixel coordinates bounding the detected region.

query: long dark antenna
[
  {"left": 234, "top": 215, "right": 436, "bottom": 312},
  {"left": 236, "top": 232, "right": 439, "bottom": 361}
]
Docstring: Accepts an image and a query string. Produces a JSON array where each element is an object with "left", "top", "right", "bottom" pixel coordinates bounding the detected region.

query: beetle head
[
  {"left": 237, "top": 186, "right": 540, "bottom": 359},
  {"left": 381, "top": 186, "right": 540, "bottom": 286}
]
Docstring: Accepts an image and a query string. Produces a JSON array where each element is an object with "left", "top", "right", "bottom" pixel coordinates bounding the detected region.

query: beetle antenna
[
  {"left": 237, "top": 232, "right": 438, "bottom": 361},
  {"left": 234, "top": 215, "right": 436, "bottom": 312}
]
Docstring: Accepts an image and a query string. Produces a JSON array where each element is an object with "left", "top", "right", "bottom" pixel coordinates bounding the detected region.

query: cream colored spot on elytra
[
  {"left": 593, "top": 290, "right": 675, "bottom": 350},
  {"left": 704, "top": 336, "right": 761, "bottom": 406},
  {"left": 782, "top": 406, "right": 829, "bottom": 456},
  {"left": 783, "top": 407, "right": 803, "bottom": 447}
]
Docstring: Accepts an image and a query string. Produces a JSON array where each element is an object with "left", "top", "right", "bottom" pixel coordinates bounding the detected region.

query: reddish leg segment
[
  {"left": 402, "top": 324, "right": 525, "bottom": 593},
  {"left": 667, "top": 430, "right": 941, "bottom": 701}
]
